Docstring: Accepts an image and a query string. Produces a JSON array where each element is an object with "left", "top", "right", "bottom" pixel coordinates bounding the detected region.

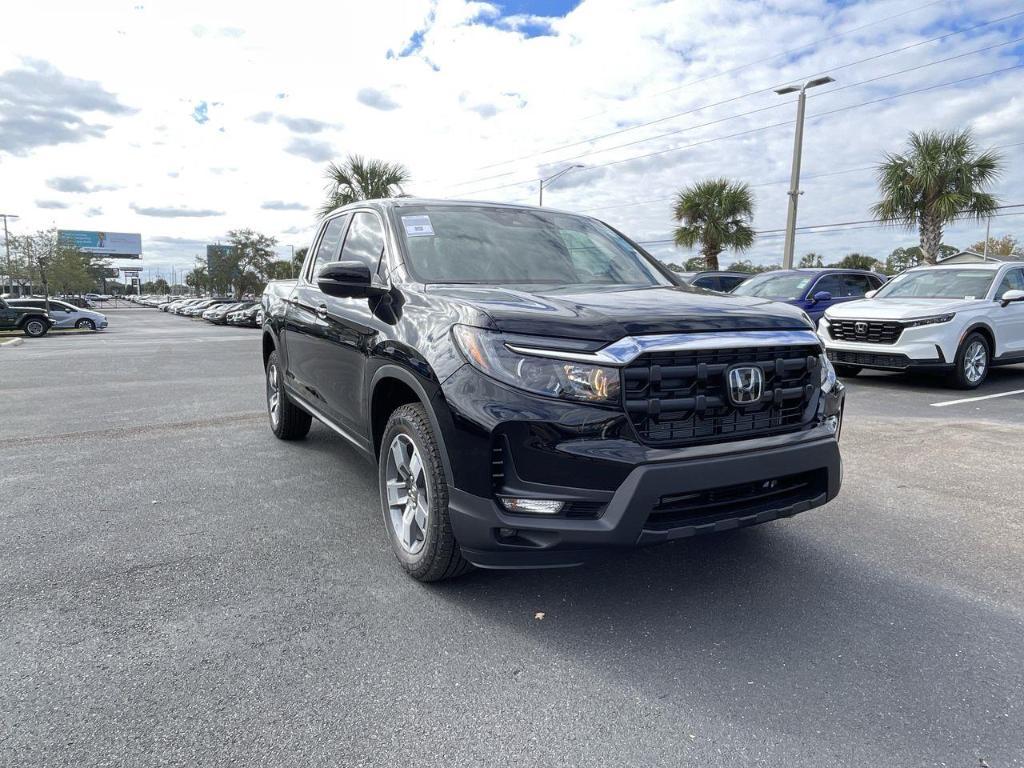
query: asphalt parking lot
[{"left": 2, "top": 309, "right": 1023, "bottom": 767}]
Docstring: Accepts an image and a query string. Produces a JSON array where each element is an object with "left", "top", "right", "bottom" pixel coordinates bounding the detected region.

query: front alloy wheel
[
  {"left": 950, "top": 332, "right": 989, "bottom": 389},
  {"left": 76, "top": 319, "right": 96, "bottom": 330},
  {"left": 384, "top": 434, "right": 430, "bottom": 555}
]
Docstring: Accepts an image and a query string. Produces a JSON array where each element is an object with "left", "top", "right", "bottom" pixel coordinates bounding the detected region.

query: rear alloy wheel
[
  {"left": 265, "top": 350, "right": 312, "bottom": 439},
  {"left": 75, "top": 318, "right": 96, "bottom": 330},
  {"left": 23, "top": 318, "right": 47, "bottom": 337},
  {"left": 379, "top": 403, "right": 470, "bottom": 582},
  {"left": 950, "top": 332, "right": 989, "bottom": 389}
]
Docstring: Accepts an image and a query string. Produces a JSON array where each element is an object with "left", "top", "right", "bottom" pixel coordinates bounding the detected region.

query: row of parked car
[
  {"left": 140, "top": 295, "right": 263, "bottom": 327},
  {"left": 676, "top": 267, "right": 888, "bottom": 321},
  {"left": 0, "top": 295, "right": 109, "bottom": 335}
]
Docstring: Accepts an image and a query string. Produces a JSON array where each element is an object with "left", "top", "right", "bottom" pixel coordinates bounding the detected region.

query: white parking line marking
[{"left": 930, "top": 389, "right": 1024, "bottom": 407}]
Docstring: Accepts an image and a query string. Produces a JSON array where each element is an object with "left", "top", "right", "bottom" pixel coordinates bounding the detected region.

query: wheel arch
[
  {"left": 960, "top": 322, "right": 997, "bottom": 357},
  {"left": 262, "top": 330, "right": 277, "bottom": 369},
  {"left": 369, "top": 364, "right": 455, "bottom": 485}
]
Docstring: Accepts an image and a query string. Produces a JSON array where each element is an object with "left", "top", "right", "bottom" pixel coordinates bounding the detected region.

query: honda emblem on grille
[
  {"left": 726, "top": 366, "right": 764, "bottom": 405},
  {"left": 854, "top": 321, "right": 868, "bottom": 336}
]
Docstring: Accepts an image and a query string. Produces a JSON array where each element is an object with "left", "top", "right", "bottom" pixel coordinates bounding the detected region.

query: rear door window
[
  {"left": 692, "top": 276, "right": 720, "bottom": 291},
  {"left": 840, "top": 274, "right": 873, "bottom": 297}
]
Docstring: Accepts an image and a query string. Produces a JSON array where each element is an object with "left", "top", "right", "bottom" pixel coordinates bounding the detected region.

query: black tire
[
  {"left": 22, "top": 317, "right": 48, "bottom": 337},
  {"left": 834, "top": 364, "right": 862, "bottom": 377},
  {"left": 265, "top": 350, "right": 312, "bottom": 439},
  {"left": 75, "top": 318, "right": 96, "bottom": 330},
  {"left": 949, "top": 332, "right": 990, "bottom": 389},
  {"left": 378, "top": 403, "right": 470, "bottom": 582}
]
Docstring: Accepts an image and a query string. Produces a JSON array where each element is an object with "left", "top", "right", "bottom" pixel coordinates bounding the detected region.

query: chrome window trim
[{"left": 505, "top": 329, "right": 822, "bottom": 366}]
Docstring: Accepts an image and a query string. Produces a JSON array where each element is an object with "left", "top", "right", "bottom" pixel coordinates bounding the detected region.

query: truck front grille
[
  {"left": 622, "top": 344, "right": 820, "bottom": 448},
  {"left": 828, "top": 319, "right": 903, "bottom": 344}
]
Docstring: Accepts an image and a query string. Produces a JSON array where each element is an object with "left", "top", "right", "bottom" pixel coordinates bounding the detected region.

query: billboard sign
[{"left": 58, "top": 230, "right": 142, "bottom": 258}]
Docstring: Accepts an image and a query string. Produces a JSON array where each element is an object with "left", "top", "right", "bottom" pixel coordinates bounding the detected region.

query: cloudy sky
[{"left": 2, "top": 0, "right": 1023, "bottom": 280}]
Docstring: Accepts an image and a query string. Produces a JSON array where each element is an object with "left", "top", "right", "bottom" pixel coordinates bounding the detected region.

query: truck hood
[
  {"left": 825, "top": 297, "right": 982, "bottom": 321},
  {"left": 426, "top": 284, "right": 813, "bottom": 341}
]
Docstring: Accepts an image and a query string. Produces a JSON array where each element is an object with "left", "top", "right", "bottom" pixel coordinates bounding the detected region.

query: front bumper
[
  {"left": 439, "top": 364, "right": 844, "bottom": 569},
  {"left": 818, "top": 318, "right": 955, "bottom": 370}
]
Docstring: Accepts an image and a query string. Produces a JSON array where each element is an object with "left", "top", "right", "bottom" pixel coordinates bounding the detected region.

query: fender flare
[
  {"left": 958, "top": 321, "right": 998, "bottom": 358},
  {"left": 369, "top": 363, "right": 455, "bottom": 486}
]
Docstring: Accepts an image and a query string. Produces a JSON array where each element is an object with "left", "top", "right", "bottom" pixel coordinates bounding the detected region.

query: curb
[{"left": 0, "top": 337, "right": 24, "bottom": 348}]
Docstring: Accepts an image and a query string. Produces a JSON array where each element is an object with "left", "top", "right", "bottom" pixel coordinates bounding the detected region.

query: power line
[
  {"left": 521, "top": 34, "right": 1024, "bottom": 175},
  {"left": 580, "top": 138, "right": 1024, "bottom": 215},
  {"left": 440, "top": 7, "right": 1024, "bottom": 185},
  {"left": 454, "top": 62, "right": 1024, "bottom": 199},
  {"left": 635, "top": 204, "right": 1024, "bottom": 246}
]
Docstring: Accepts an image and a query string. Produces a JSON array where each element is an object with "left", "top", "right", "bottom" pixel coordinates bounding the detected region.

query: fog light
[{"left": 498, "top": 497, "right": 565, "bottom": 515}]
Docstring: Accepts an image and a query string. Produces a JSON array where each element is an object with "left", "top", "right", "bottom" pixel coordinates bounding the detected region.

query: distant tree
[
  {"left": 9, "top": 228, "right": 100, "bottom": 297},
  {"left": 266, "top": 260, "right": 295, "bottom": 280},
  {"left": 872, "top": 129, "right": 1001, "bottom": 263},
  {"left": 724, "top": 260, "right": 778, "bottom": 274},
  {"left": 320, "top": 154, "right": 411, "bottom": 218},
  {"left": 185, "top": 262, "right": 209, "bottom": 293},
  {"left": 831, "top": 253, "right": 881, "bottom": 271},
  {"left": 224, "top": 229, "right": 279, "bottom": 298},
  {"left": 672, "top": 178, "right": 755, "bottom": 271},
  {"left": 152, "top": 278, "right": 169, "bottom": 294},
  {"left": 293, "top": 246, "right": 308, "bottom": 272},
  {"left": 968, "top": 234, "right": 1023, "bottom": 258},
  {"left": 798, "top": 252, "right": 824, "bottom": 268},
  {"left": 883, "top": 243, "right": 958, "bottom": 275}
]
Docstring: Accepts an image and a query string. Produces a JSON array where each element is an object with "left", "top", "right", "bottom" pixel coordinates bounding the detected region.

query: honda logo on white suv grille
[
  {"left": 727, "top": 366, "right": 764, "bottom": 405},
  {"left": 854, "top": 321, "right": 868, "bottom": 336}
]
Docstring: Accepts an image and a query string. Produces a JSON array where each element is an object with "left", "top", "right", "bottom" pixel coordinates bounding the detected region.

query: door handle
[{"left": 316, "top": 303, "right": 328, "bottom": 320}]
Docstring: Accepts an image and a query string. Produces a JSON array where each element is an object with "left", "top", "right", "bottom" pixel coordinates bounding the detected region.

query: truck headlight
[
  {"left": 820, "top": 353, "right": 837, "bottom": 392},
  {"left": 453, "top": 325, "right": 621, "bottom": 404},
  {"left": 904, "top": 313, "right": 955, "bottom": 327}
]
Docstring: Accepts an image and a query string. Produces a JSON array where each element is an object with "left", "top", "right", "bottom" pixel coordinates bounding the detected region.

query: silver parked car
[{"left": 7, "top": 298, "right": 108, "bottom": 330}]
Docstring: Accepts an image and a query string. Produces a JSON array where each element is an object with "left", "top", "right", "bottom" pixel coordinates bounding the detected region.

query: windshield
[
  {"left": 875, "top": 269, "right": 995, "bottom": 299},
  {"left": 395, "top": 205, "right": 671, "bottom": 287},
  {"left": 731, "top": 272, "right": 813, "bottom": 299}
]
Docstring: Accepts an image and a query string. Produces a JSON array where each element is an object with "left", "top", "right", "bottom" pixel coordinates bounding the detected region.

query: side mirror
[
  {"left": 865, "top": 289, "right": 877, "bottom": 299},
  {"left": 317, "top": 261, "right": 386, "bottom": 298},
  {"left": 811, "top": 291, "right": 832, "bottom": 304},
  {"left": 1000, "top": 289, "right": 1024, "bottom": 308}
]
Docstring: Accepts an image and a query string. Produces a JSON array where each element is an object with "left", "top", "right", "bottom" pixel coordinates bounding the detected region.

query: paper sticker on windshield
[{"left": 403, "top": 215, "right": 434, "bottom": 237}]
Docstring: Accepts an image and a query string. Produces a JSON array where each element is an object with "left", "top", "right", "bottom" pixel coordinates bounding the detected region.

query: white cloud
[{"left": 0, "top": 0, "right": 1020, "bottom": 280}]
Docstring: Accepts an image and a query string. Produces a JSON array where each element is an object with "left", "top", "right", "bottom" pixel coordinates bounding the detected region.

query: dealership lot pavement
[{"left": 2, "top": 310, "right": 1023, "bottom": 767}]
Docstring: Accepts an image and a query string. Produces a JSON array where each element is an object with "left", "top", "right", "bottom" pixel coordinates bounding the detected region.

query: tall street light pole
[
  {"left": 539, "top": 164, "right": 584, "bottom": 207},
  {"left": 775, "top": 75, "right": 834, "bottom": 269},
  {"left": 1, "top": 213, "right": 19, "bottom": 297}
]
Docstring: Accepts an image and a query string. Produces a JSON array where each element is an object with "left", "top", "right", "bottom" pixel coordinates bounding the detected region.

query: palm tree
[
  {"left": 871, "top": 129, "right": 1001, "bottom": 264},
  {"left": 319, "top": 154, "right": 411, "bottom": 217},
  {"left": 672, "top": 179, "right": 755, "bottom": 271}
]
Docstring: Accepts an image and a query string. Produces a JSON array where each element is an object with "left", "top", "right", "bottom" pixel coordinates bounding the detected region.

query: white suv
[{"left": 818, "top": 261, "right": 1024, "bottom": 388}]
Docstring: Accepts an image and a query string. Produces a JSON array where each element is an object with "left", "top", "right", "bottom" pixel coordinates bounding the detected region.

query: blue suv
[{"left": 731, "top": 268, "right": 886, "bottom": 322}]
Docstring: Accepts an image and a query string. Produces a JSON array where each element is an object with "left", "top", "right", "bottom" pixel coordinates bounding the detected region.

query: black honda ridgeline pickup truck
[{"left": 261, "top": 199, "right": 844, "bottom": 581}]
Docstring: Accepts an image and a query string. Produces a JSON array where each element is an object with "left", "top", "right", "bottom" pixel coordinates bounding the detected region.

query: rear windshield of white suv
[{"left": 875, "top": 269, "right": 995, "bottom": 299}]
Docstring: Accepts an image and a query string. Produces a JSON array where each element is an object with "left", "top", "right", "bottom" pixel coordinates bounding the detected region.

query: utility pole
[
  {"left": 775, "top": 76, "right": 834, "bottom": 269},
  {"left": 983, "top": 216, "right": 991, "bottom": 260},
  {"left": 289, "top": 244, "right": 295, "bottom": 278},
  {"left": 539, "top": 165, "right": 584, "bottom": 207},
  {"left": 1, "top": 213, "right": 19, "bottom": 297}
]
